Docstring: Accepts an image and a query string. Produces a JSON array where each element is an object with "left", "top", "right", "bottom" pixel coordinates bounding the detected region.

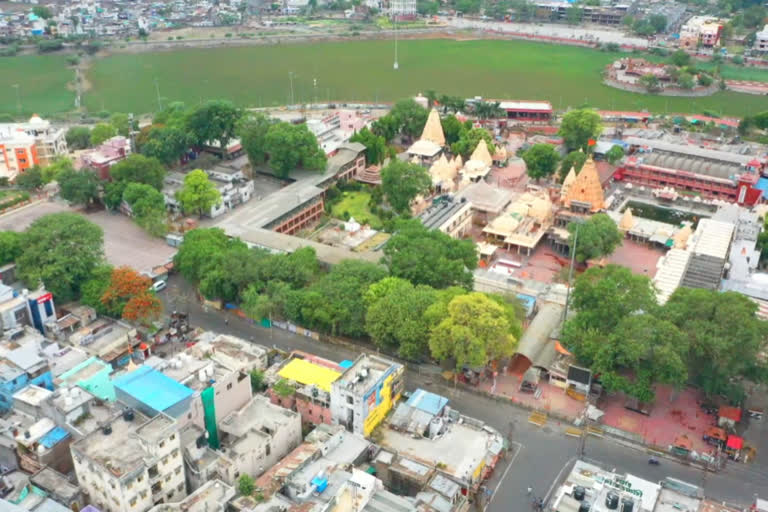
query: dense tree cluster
[{"left": 562, "top": 265, "right": 768, "bottom": 403}]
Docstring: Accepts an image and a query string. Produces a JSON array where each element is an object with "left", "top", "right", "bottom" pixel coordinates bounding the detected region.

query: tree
[
  {"left": 632, "top": 19, "right": 655, "bottom": 36},
  {"left": 472, "top": 100, "right": 505, "bottom": 121},
  {"left": 390, "top": 99, "right": 428, "bottom": 139},
  {"left": 698, "top": 73, "right": 713, "bottom": 87},
  {"left": 37, "top": 40, "right": 63, "bottom": 53},
  {"left": 522, "top": 143, "right": 560, "bottom": 181},
  {"left": 417, "top": 0, "right": 439, "bottom": 15},
  {"left": 175, "top": 228, "right": 240, "bottom": 283},
  {"left": 110, "top": 154, "right": 167, "bottom": 190},
  {"left": 101, "top": 266, "right": 153, "bottom": 315},
  {"left": 110, "top": 113, "right": 133, "bottom": 137},
  {"left": 558, "top": 109, "right": 602, "bottom": 151},
  {"left": 199, "top": 244, "right": 261, "bottom": 303},
  {"left": 664, "top": 288, "right": 768, "bottom": 401},
  {"left": 122, "top": 291, "right": 162, "bottom": 324},
  {"left": 559, "top": 151, "right": 587, "bottom": 179},
  {"left": 383, "top": 219, "right": 478, "bottom": 289},
  {"left": 58, "top": 169, "right": 100, "bottom": 206},
  {"left": 16, "top": 166, "right": 43, "bottom": 190},
  {"left": 567, "top": 213, "right": 623, "bottom": 263},
  {"left": 41, "top": 157, "right": 74, "bottom": 183},
  {"left": 451, "top": 127, "right": 495, "bottom": 160},
  {"left": 65, "top": 126, "right": 92, "bottom": 150},
  {"left": 18, "top": 213, "right": 104, "bottom": 303},
  {"left": 743, "top": 5, "right": 767, "bottom": 28},
  {"left": 565, "top": 5, "right": 583, "bottom": 24},
  {"left": 123, "top": 183, "right": 167, "bottom": 236},
  {"left": 371, "top": 114, "right": 399, "bottom": 143},
  {"left": 140, "top": 126, "right": 190, "bottom": 166},
  {"left": 238, "top": 113, "right": 271, "bottom": 167},
  {"left": 648, "top": 14, "right": 667, "bottom": 33},
  {"left": 249, "top": 369, "right": 266, "bottom": 392},
  {"left": 238, "top": 474, "right": 255, "bottom": 496},
  {"left": 264, "top": 122, "right": 327, "bottom": 179},
  {"left": 33, "top": 6, "right": 53, "bottom": 19},
  {"left": 90, "top": 123, "right": 117, "bottom": 146},
  {"left": 242, "top": 280, "right": 293, "bottom": 322},
  {"left": 380, "top": 160, "right": 431, "bottom": 213},
  {"left": 639, "top": 73, "right": 661, "bottom": 93},
  {"left": 0, "top": 231, "right": 23, "bottom": 265},
  {"left": 287, "top": 260, "right": 387, "bottom": 337},
  {"left": 185, "top": 100, "right": 242, "bottom": 149},
  {"left": 669, "top": 49, "right": 691, "bottom": 67},
  {"left": 429, "top": 293, "right": 519, "bottom": 370},
  {"left": 441, "top": 115, "right": 470, "bottom": 145},
  {"left": 677, "top": 72, "right": 695, "bottom": 89},
  {"left": 176, "top": 170, "right": 221, "bottom": 218},
  {"left": 365, "top": 277, "right": 437, "bottom": 360},
  {"left": 350, "top": 127, "right": 390, "bottom": 165},
  {"left": 80, "top": 264, "right": 118, "bottom": 316},
  {"left": 605, "top": 145, "right": 625, "bottom": 164}
]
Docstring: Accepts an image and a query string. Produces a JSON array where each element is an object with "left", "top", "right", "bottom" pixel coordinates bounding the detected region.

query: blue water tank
[{"left": 311, "top": 476, "right": 329, "bottom": 493}]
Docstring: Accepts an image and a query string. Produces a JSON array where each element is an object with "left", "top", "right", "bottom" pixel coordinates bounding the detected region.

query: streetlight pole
[
  {"left": 154, "top": 78, "right": 163, "bottom": 111},
  {"left": 289, "top": 72, "right": 295, "bottom": 106},
  {"left": 393, "top": 13, "right": 399, "bottom": 70},
  {"left": 561, "top": 224, "right": 579, "bottom": 324}
]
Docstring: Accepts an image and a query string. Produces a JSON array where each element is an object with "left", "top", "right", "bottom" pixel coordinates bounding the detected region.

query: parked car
[{"left": 151, "top": 280, "right": 167, "bottom": 292}]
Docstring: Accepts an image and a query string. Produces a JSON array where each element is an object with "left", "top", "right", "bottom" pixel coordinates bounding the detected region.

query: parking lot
[{"left": 0, "top": 201, "right": 176, "bottom": 274}]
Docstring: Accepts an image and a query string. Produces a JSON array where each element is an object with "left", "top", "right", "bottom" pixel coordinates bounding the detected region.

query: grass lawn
[
  {"left": 330, "top": 191, "right": 382, "bottom": 229},
  {"left": 0, "top": 55, "right": 74, "bottom": 115},
  {"left": 82, "top": 39, "right": 768, "bottom": 117}
]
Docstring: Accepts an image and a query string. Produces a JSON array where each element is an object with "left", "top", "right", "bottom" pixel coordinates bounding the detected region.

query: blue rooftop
[
  {"left": 339, "top": 360, "right": 354, "bottom": 369},
  {"left": 113, "top": 365, "right": 194, "bottom": 413},
  {"left": 756, "top": 177, "right": 768, "bottom": 199},
  {"left": 406, "top": 388, "right": 449, "bottom": 416},
  {"left": 39, "top": 426, "right": 70, "bottom": 448}
]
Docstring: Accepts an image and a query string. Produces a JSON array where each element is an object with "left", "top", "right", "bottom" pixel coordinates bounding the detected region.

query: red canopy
[
  {"left": 719, "top": 406, "right": 742, "bottom": 422},
  {"left": 726, "top": 435, "right": 744, "bottom": 450}
]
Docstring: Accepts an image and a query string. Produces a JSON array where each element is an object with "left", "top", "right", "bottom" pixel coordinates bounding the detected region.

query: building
[
  {"left": 418, "top": 197, "right": 473, "bottom": 239},
  {"left": 498, "top": 100, "right": 553, "bottom": 123},
  {"left": 406, "top": 112, "right": 445, "bottom": 166},
  {"left": 330, "top": 354, "right": 404, "bottom": 436},
  {"left": 379, "top": 390, "right": 503, "bottom": 491},
  {"left": 71, "top": 412, "right": 187, "bottom": 512},
  {"left": 390, "top": 0, "right": 417, "bottom": 17},
  {"left": 756, "top": 25, "right": 768, "bottom": 53},
  {"left": 617, "top": 137, "right": 764, "bottom": 205},
  {"left": 113, "top": 365, "right": 196, "bottom": 419},
  {"left": 217, "top": 395, "right": 302, "bottom": 478},
  {"left": 30, "top": 466, "right": 86, "bottom": 511},
  {"left": 64, "top": 318, "right": 140, "bottom": 368},
  {"left": 0, "top": 328, "right": 54, "bottom": 412},
  {"left": 78, "top": 136, "right": 132, "bottom": 181},
  {"left": 482, "top": 189, "right": 554, "bottom": 255},
  {"left": 0, "top": 285, "right": 56, "bottom": 336},
  {"left": 56, "top": 356, "right": 115, "bottom": 401},
  {"left": 680, "top": 16, "right": 723, "bottom": 48},
  {"left": 0, "top": 115, "right": 67, "bottom": 179},
  {"left": 146, "top": 479, "right": 234, "bottom": 512},
  {"left": 458, "top": 180, "right": 513, "bottom": 224},
  {"left": 1, "top": 470, "right": 75, "bottom": 512},
  {"left": 562, "top": 155, "right": 605, "bottom": 213},
  {"left": 327, "top": 142, "right": 367, "bottom": 182},
  {"left": 268, "top": 352, "right": 343, "bottom": 426}
]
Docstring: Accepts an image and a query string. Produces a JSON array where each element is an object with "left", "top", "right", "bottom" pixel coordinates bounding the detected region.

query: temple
[
  {"left": 562, "top": 155, "right": 605, "bottom": 212},
  {"left": 461, "top": 139, "right": 494, "bottom": 182}
]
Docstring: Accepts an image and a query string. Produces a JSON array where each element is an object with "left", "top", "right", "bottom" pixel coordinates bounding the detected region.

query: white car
[{"left": 151, "top": 280, "right": 167, "bottom": 293}]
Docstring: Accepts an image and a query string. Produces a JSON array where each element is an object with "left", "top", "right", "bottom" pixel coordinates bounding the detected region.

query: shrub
[
  {"left": 0, "top": 44, "right": 19, "bottom": 57},
  {"left": 37, "top": 39, "right": 63, "bottom": 53}
]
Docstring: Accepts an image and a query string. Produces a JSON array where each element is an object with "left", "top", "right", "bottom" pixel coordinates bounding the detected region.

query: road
[{"left": 160, "top": 274, "right": 765, "bottom": 510}]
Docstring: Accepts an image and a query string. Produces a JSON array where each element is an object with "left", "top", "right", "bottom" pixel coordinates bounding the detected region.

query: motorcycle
[{"left": 648, "top": 457, "right": 660, "bottom": 466}]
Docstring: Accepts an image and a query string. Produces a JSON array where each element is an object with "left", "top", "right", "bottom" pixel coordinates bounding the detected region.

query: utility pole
[
  {"left": 154, "top": 78, "right": 163, "bottom": 111},
  {"left": 562, "top": 224, "right": 579, "bottom": 324},
  {"left": 289, "top": 72, "right": 295, "bottom": 105},
  {"left": 128, "top": 113, "right": 138, "bottom": 153},
  {"left": 12, "top": 84, "right": 21, "bottom": 114},
  {"left": 393, "top": 13, "right": 399, "bottom": 70}
]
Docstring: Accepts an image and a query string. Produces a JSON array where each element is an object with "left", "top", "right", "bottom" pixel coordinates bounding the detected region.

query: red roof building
[{"left": 719, "top": 405, "right": 742, "bottom": 423}]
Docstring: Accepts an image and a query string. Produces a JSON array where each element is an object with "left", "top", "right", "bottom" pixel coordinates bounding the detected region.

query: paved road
[{"left": 160, "top": 274, "right": 765, "bottom": 510}]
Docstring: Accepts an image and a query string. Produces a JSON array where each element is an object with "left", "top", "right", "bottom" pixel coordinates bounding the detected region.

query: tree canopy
[
  {"left": 567, "top": 213, "right": 623, "bottom": 263},
  {"left": 238, "top": 113, "right": 272, "bottom": 168},
  {"left": 101, "top": 266, "right": 162, "bottom": 324},
  {"left": 90, "top": 123, "right": 117, "bottom": 146},
  {"left": 522, "top": 143, "right": 560, "bottom": 180},
  {"left": 65, "top": 126, "right": 91, "bottom": 150},
  {"left": 350, "top": 127, "right": 390, "bottom": 165},
  {"left": 0, "top": 231, "right": 23, "bottom": 265},
  {"left": 390, "top": 99, "right": 428, "bottom": 138},
  {"left": 383, "top": 219, "right": 478, "bottom": 290},
  {"left": 123, "top": 183, "right": 167, "bottom": 237},
  {"left": 559, "top": 150, "right": 587, "bottom": 179},
  {"left": 140, "top": 126, "right": 191, "bottom": 166},
  {"left": 110, "top": 154, "right": 166, "bottom": 191},
  {"left": 429, "top": 292, "right": 519, "bottom": 370},
  {"left": 380, "top": 160, "right": 431, "bottom": 214},
  {"left": 264, "top": 122, "right": 327, "bottom": 179},
  {"left": 185, "top": 100, "right": 242, "bottom": 149},
  {"left": 605, "top": 145, "right": 625, "bottom": 164},
  {"left": 175, "top": 170, "right": 222, "bottom": 218},
  {"left": 17, "top": 213, "right": 104, "bottom": 303},
  {"left": 16, "top": 166, "right": 43, "bottom": 190},
  {"left": 58, "top": 169, "right": 100, "bottom": 206},
  {"left": 451, "top": 127, "right": 495, "bottom": 160},
  {"left": 558, "top": 109, "right": 603, "bottom": 151}
]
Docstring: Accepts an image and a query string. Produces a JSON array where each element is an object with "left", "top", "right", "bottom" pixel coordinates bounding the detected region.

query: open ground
[{"left": 3, "top": 39, "right": 768, "bottom": 117}]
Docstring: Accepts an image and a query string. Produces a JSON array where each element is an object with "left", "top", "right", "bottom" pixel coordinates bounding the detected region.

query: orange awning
[{"left": 555, "top": 341, "right": 572, "bottom": 356}]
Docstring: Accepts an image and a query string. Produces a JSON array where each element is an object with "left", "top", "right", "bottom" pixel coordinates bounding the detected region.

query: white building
[
  {"left": 71, "top": 412, "right": 187, "bottom": 512},
  {"left": 218, "top": 395, "right": 302, "bottom": 479},
  {"left": 389, "top": 0, "right": 416, "bottom": 17},
  {"left": 0, "top": 115, "right": 68, "bottom": 179},
  {"left": 756, "top": 25, "right": 768, "bottom": 53}
]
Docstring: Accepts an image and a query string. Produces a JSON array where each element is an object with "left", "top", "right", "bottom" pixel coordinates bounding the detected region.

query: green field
[
  {"left": 4, "top": 39, "right": 768, "bottom": 118},
  {"left": 331, "top": 191, "right": 382, "bottom": 229},
  {"left": 0, "top": 55, "right": 74, "bottom": 115}
]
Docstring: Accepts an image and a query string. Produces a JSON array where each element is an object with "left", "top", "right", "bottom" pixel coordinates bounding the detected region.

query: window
[
  {"left": 266, "top": 444, "right": 271, "bottom": 456},
  {"left": 227, "top": 383, "right": 232, "bottom": 390},
  {"left": 159, "top": 441, "right": 165, "bottom": 448},
  {"left": 346, "top": 396, "right": 353, "bottom": 405}
]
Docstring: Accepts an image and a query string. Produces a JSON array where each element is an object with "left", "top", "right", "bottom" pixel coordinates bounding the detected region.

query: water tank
[
  {"left": 605, "top": 492, "right": 619, "bottom": 510},
  {"left": 578, "top": 503, "right": 591, "bottom": 512},
  {"left": 573, "top": 486, "right": 586, "bottom": 501},
  {"left": 621, "top": 498, "right": 634, "bottom": 512},
  {"left": 103, "top": 425, "right": 112, "bottom": 436},
  {"left": 198, "top": 370, "right": 207, "bottom": 382},
  {"left": 37, "top": 445, "right": 46, "bottom": 454},
  {"left": 123, "top": 409, "right": 135, "bottom": 422}
]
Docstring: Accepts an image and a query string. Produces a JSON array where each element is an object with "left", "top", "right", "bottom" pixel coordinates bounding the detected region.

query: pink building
[{"left": 77, "top": 136, "right": 131, "bottom": 180}]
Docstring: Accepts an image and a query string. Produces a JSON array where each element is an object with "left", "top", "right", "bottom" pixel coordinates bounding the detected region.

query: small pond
[{"left": 621, "top": 201, "right": 706, "bottom": 228}]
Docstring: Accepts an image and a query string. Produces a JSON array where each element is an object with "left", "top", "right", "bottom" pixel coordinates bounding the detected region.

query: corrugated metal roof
[
  {"left": 113, "top": 365, "right": 194, "bottom": 413},
  {"left": 406, "top": 389, "right": 449, "bottom": 416},
  {"left": 39, "top": 426, "right": 70, "bottom": 448}
]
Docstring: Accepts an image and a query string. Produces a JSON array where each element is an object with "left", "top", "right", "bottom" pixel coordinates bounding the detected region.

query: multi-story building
[
  {"left": 330, "top": 354, "right": 404, "bottom": 436},
  {"left": 0, "top": 327, "right": 54, "bottom": 411},
  {"left": 0, "top": 115, "right": 67, "bottom": 180},
  {"left": 419, "top": 197, "right": 473, "bottom": 239},
  {"left": 680, "top": 16, "right": 723, "bottom": 48},
  {"left": 756, "top": 25, "right": 768, "bottom": 53},
  {"left": 78, "top": 136, "right": 132, "bottom": 181},
  {"left": 71, "top": 411, "right": 187, "bottom": 512}
]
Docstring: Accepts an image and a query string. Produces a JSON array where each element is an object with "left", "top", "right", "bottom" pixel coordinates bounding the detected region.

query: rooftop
[
  {"left": 148, "top": 479, "right": 235, "bottom": 512},
  {"left": 418, "top": 198, "right": 470, "bottom": 232},
  {"left": 189, "top": 333, "right": 269, "bottom": 372},
  {"left": 12, "top": 384, "right": 53, "bottom": 407},
  {"left": 56, "top": 356, "right": 111, "bottom": 386},
  {"left": 219, "top": 395, "right": 298, "bottom": 440},
  {"left": 278, "top": 358, "right": 341, "bottom": 393},
  {"left": 458, "top": 180, "right": 513, "bottom": 214},
  {"left": 333, "top": 354, "right": 399, "bottom": 396},
  {"left": 113, "top": 365, "right": 194, "bottom": 414},
  {"left": 30, "top": 467, "right": 80, "bottom": 502}
]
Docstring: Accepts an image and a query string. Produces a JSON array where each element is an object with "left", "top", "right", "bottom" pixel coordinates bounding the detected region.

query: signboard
[
  {"left": 597, "top": 476, "right": 643, "bottom": 498},
  {"left": 36, "top": 292, "right": 53, "bottom": 304}
]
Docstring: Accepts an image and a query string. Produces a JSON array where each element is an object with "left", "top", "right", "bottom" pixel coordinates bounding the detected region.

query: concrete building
[
  {"left": 71, "top": 411, "right": 187, "bottom": 512},
  {"left": 78, "top": 136, "right": 132, "bottom": 181},
  {"left": 64, "top": 318, "right": 139, "bottom": 368},
  {"left": 756, "top": 25, "right": 768, "bottom": 53},
  {"left": 418, "top": 197, "right": 473, "bottom": 239},
  {"left": 0, "top": 115, "right": 67, "bottom": 179},
  {"left": 31, "top": 466, "right": 86, "bottom": 511},
  {"left": 680, "top": 16, "right": 723, "bottom": 48},
  {"left": 0, "top": 327, "right": 54, "bottom": 412},
  {"left": 56, "top": 356, "right": 114, "bottom": 401},
  {"left": 0, "top": 285, "right": 56, "bottom": 335},
  {"left": 113, "top": 365, "right": 196, "bottom": 419},
  {"left": 483, "top": 189, "right": 554, "bottom": 256},
  {"left": 218, "top": 395, "right": 302, "bottom": 479},
  {"left": 330, "top": 354, "right": 404, "bottom": 437},
  {"left": 146, "top": 479, "right": 234, "bottom": 512},
  {"left": 327, "top": 142, "right": 366, "bottom": 181}
]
